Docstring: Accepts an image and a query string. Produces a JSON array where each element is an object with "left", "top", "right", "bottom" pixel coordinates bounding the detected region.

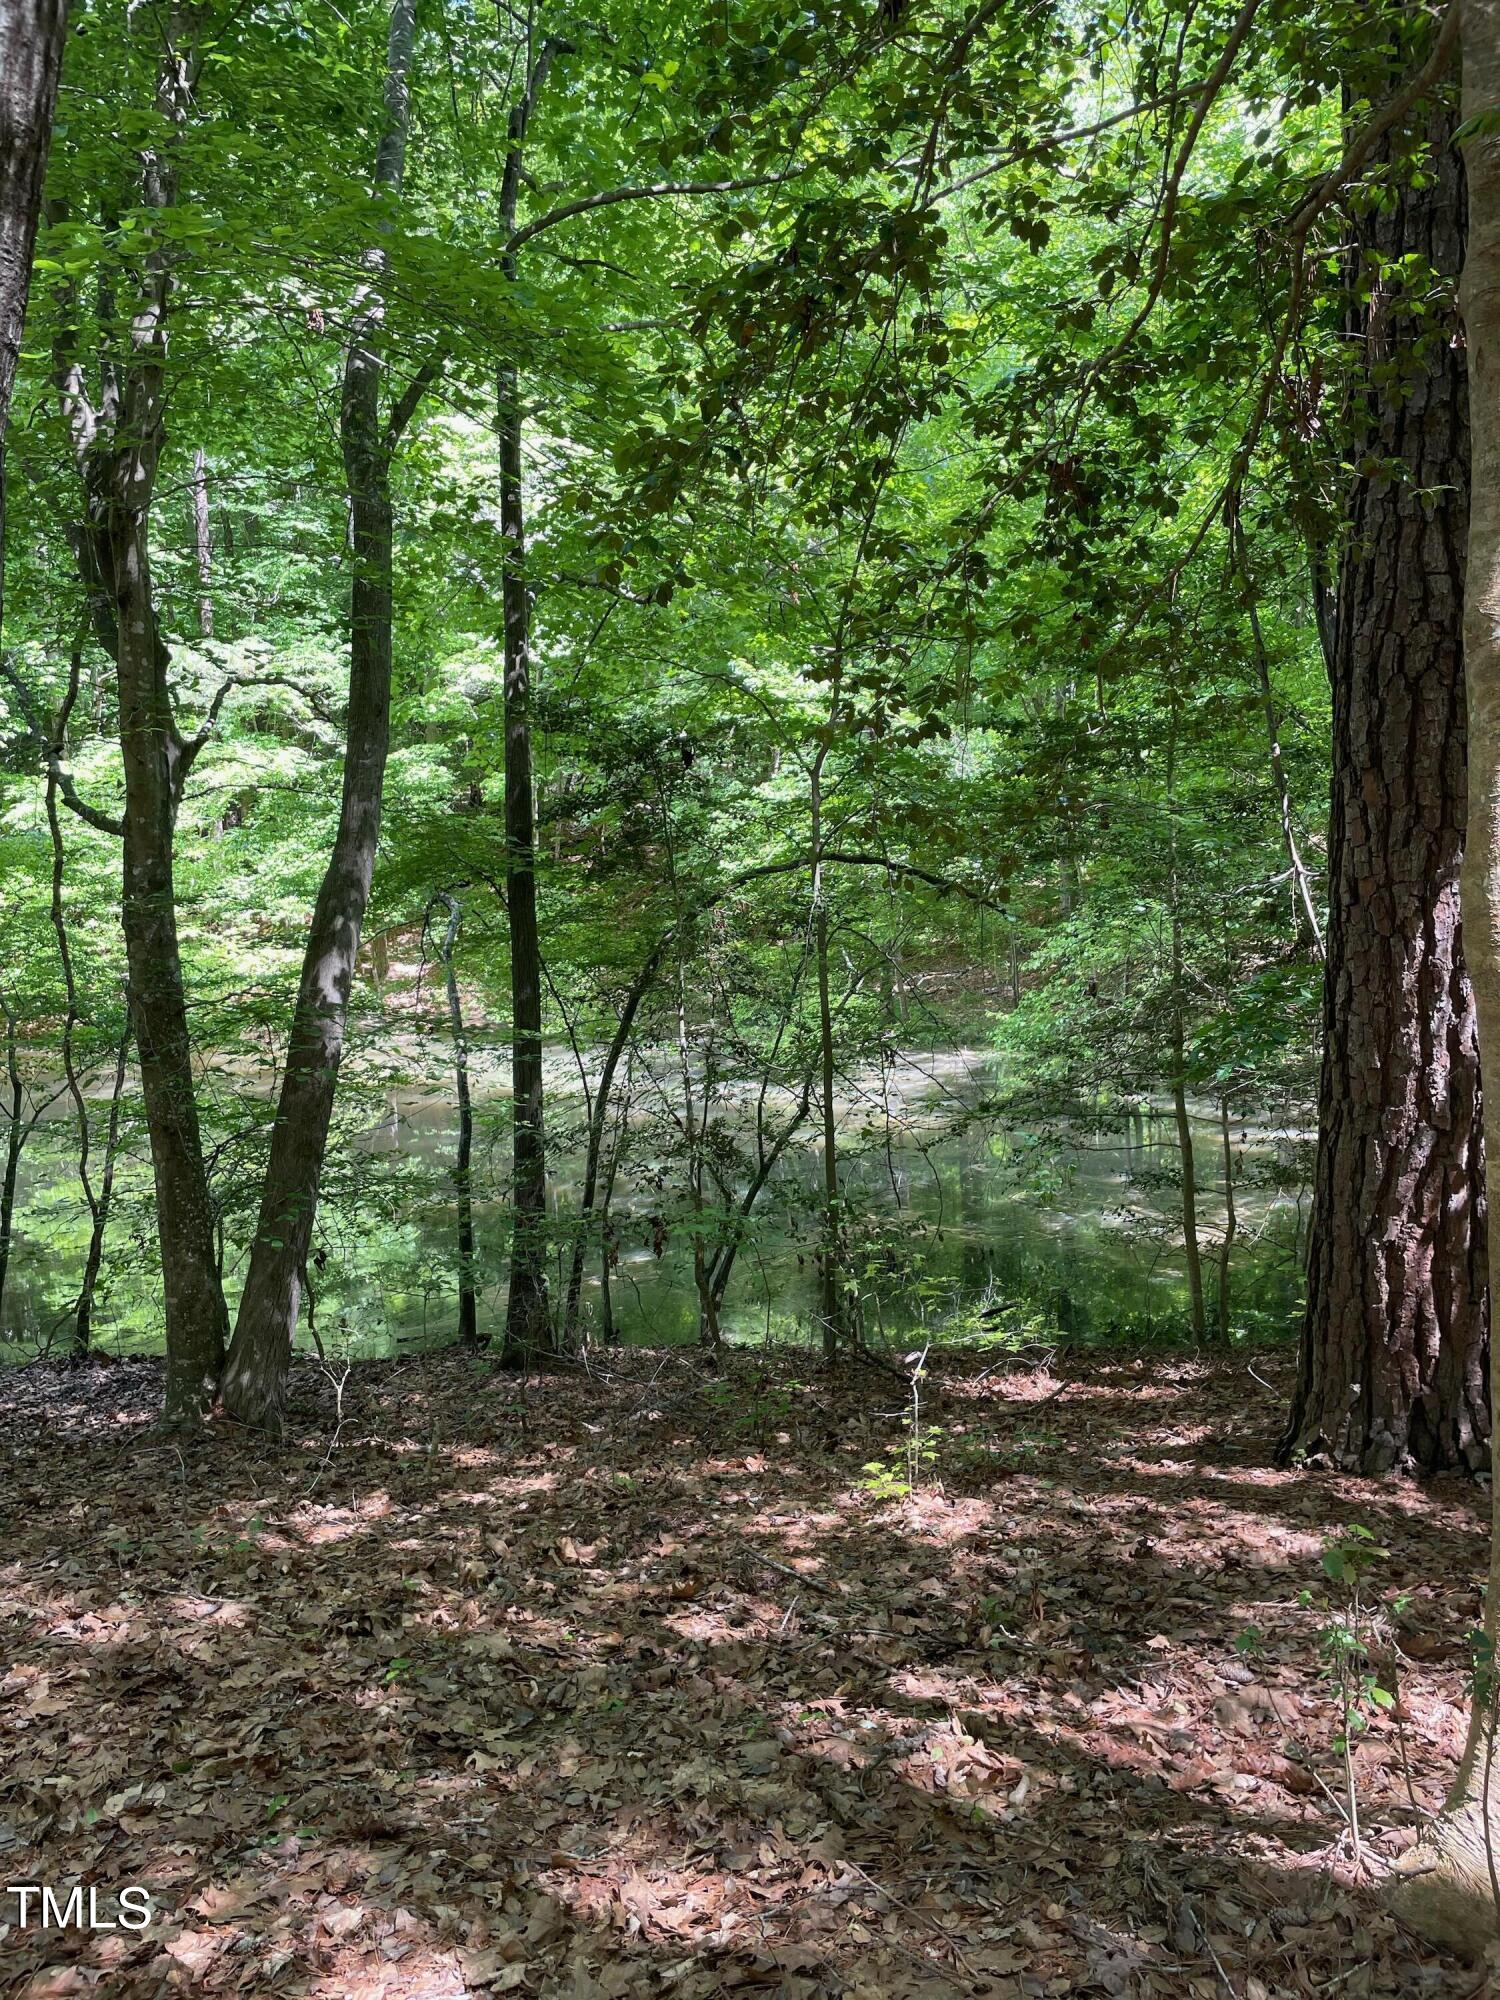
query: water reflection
[{"left": 0, "top": 1047, "right": 1309, "bottom": 1360}]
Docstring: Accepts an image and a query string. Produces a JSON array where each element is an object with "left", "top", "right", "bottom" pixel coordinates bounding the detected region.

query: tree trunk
[
  {"left": 73, "top": 1019, "right": 129, "bottom": 1359},
  {"left": 1166, "top": 713, "right": 1207, "bottom": 1344},
  {"left": 115, "top": 489, "right": 228, "bottom": 1417},
  {"left": 0, "top": 0, "right": 68, "bottom": 633},
  {"left": 103, "top": 23, "right": 228, "bottom": 1422},
  {"left": 497, "top": 365, "right": 552, "bottom": 1364},
  {"left": 811, "top": 752, "right": 844, "bottom": 1362},
  {"left": 1388, "top": 0, "right": 1500, "bottom": 1954},
  {"left": 190, "top": 444, "right": 213, "bottom": 639},
  {"left": 45, "top": 746, "right": 104, "bottom": 1363},
  {"left": 429, "top": 893, "right": 479, "bottom": 1347},
  {"left": 492, "top": 37, "right": 563, "bottom": 1370},
  {"left": 707, "top": 1088, "right": 812, "bottom": 1320},
  {"left": 1217, "top": 1094, "right": 1235, "bottom": 1346},
  {"left": 675, "top": 967, "right": 720, "bottom": 1350},
  {"left": 0, "top": 994, "right": 24, "bottom": 1332},
  {"left": 44, "top": 19, "right": 228, "bottom": 1419},
  {"left": 1170, "top": 978, "right": 1206, "bottom": 1343},
  {"left": 221, "top": 0, "right": 420, "bottom": 1430},
  {"left": 561, "top": 943, "right": 665, "bottom": 1346},
  {"left": 1285, "top": 90, "right": 1488, "bottom": 1476}
]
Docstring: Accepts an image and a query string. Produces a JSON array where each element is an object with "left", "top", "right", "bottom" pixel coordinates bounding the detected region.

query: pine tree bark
[
  {"left": 221, "top": 0, "right": 423, "bottom": 1429},
  {"left": 1285, "top": 88, "right": 1488, "bottom": 1476},
  {"left": 1388, "top": 0, "right": 1500, "bottom": 1951}
]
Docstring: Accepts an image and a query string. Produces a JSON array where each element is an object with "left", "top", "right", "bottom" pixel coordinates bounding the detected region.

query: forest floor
[{"left": 0, "top": 1343, "right": 1489, "bottom": 2000}]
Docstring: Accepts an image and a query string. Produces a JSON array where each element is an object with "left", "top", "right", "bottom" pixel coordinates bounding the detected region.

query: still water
[{"left": 0, "top": 1045, "right": 1309, "bottom": 1359}]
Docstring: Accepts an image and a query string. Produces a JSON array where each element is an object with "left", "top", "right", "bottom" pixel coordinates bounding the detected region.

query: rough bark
[
  {"left": 1285, "top": 85, "right": 1488, "bottom": 1476},
  {"left": 222, "top": 0, "right": 421, "bottom": 1430},
  {"left": 1388, "top": 0, "right": 1500, "bottom": 1956}
]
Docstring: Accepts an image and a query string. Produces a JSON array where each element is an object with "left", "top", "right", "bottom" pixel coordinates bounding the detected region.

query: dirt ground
[{"left": 0, "top": 1343, "right": 1489, "bottom": 1998}]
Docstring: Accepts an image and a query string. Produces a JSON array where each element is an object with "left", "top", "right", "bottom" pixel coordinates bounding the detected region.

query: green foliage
[{"left": 0, "top": 0, "right": 1401, "bottom": 1364}]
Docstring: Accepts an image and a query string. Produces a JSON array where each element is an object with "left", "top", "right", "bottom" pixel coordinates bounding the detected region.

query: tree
[
  {"left": 50, "top": 10, "right": 231, "bottom": 1423},
  {"left": 494, "top": 32, "right": 555, "bottom": 1363},
  {"left": 1387, "top": 0, "right": 1500, "bottom": 1950},
  {"left": 1284, "top": 30, "right": 1488, "bottom": 1476},
  {"left": 425, "top": 892, "right": 479, "bottom": 1349},
  {"left": 221, "top": 0, "right": 431, "bottom": 1431},
  {"left": 0, "top": 0, "right": 69, "bottom": 575}
]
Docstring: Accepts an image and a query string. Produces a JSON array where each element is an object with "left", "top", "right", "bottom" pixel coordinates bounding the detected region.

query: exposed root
[{"left": 1389, "top": 1803, "right": 1500, "bottom": 1957}]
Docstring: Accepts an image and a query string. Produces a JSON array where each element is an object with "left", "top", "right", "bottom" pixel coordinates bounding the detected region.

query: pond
[{"left": 0, "top": 1039, "right": 1311, "bottom": 1361}]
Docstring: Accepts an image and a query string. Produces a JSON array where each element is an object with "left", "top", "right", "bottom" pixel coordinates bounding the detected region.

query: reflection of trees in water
[{"left": 2, "top": 1052, "right": 1311, "bottom": 1360}]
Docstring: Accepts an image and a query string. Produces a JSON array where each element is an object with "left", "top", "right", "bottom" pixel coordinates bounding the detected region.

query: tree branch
[
  {"left": 1086, "top": 0, "right": 1264, "bottom": 381},
  {"left": 0, "top": 651, "right": 124, "bottom": 839},
  {"left": 384, "top": 349, "right": 446, "bottom": 452},
  {"left": 507, "top": 166, "right": 807, "bottom": 256}
]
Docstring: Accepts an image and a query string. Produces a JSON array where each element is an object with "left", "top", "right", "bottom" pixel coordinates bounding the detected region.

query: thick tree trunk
[
  {"left": 1285, "top": 94, "right": 1488, "bottom": 1476},
  {"left": 497, "top": 368, "right": 552, "bottom": 1364},
  {"left": 221, "top": 0, "right": 419, "bottom": 1430},
  {"left": 1389, "top": 0, "right": 1500, "bottom": 1955}
]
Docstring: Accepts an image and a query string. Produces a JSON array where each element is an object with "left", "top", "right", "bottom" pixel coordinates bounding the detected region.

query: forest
[{"left": 4, "top": 0, "right": 1500, "bottom": 1992}]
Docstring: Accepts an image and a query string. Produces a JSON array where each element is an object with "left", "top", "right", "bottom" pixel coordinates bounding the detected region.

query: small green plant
[
  {"left": 1299, "top": 1526, "right": 1402, "bottom": 1865},
  {"left": 858, "top": 1347, "right": 943, "bottom": 1498},
  {"left": 858, "top": 1457, "right": 914, "bottom": 1500}
]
